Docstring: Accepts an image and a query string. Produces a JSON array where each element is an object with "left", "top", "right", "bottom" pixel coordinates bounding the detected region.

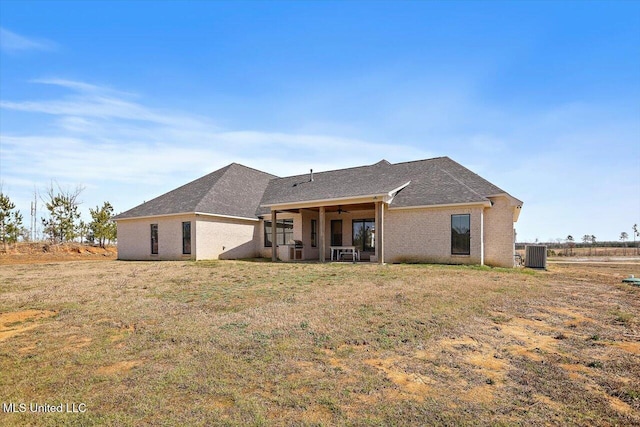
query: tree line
[
  {"left": 516, "top": 226, "right": 640, "bottom": 256},
  {"left": 0, "top": 183, "right": 116, "bottom": 251}
]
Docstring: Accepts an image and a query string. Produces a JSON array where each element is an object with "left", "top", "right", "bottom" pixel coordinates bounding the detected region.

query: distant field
[
  {"left": 517, "top": 245, "right": 640, "bottom": 259},
  {"left": 1, "top": 260, "right": 639, "bottom": 426}
]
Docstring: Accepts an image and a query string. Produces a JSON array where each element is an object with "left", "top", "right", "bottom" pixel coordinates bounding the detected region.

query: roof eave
[
  {"left": 261, "top": 192, "right": 392, "bottom": 211},
  {"left": 114, "top": 211, "right": 259, "bottom": 222},
  {"left": 486, "top": 193, "right": 523, "bottom": 222},
  {"left": 388, "top": 200, "right": 492, "bottom": 210},
  {"left": 487, "top": 193, "right": 524, "bottom": 206},
  {"left": 262, "top": 181, "right": 412, "bottom": 211}
]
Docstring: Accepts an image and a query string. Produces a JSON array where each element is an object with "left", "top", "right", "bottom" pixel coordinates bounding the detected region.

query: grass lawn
[{"left": 1, "top": 260, "right": 639, "bottom": 426}]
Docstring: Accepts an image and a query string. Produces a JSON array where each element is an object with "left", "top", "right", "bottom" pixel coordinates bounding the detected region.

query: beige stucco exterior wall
[
  {"left": 384, "top": 205, "right": 484, "bottom": 265},
  {"left": 116, "top": 214, "right": 196, "bottom": 261},
  {"left": 483, "top": 196, "right": 517, "bottom": 267},
  {"left": 194, "top": 216, "right": 260, "bottom": 260},
  {"left": 263, "top": 203, "right": 512, "bottom": 266},
  {"left": 117, "top": 214, "right": 264, "bottom": 261}
]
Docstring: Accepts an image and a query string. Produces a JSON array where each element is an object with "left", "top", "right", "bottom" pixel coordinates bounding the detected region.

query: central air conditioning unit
[{"left": 525, "top": 245, "right": 547, "bottom": 269}]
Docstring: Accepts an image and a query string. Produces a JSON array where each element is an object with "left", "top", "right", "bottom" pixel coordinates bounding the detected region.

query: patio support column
[
  {"left": 375, "top": 202, "right": 384, "bottom": 264},
  {"left": 374, "top": 202, "right": 379, "bottom": 262},
  {"left": 271, "top": 209, "right": 277, "bottom": 261},
  {"left": 319, "top": 206, "right": 326, "bottom": 262},
  {"left": 480, "top": 209, "right": 485, "bottom": 266},
  {"left": 375, "top": 201, "right": 385, "bottom": 264}
]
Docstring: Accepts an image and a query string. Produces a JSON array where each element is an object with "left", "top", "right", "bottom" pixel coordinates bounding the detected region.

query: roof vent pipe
[{"left": 310, "top": 169, "right": 314, "bottom": 182}]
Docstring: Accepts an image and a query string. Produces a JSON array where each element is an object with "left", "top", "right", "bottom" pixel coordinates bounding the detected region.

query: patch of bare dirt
[
  {"left": 364, "top": 357, "right": 435, "bottom": 401},
  {"left": 96, "top": 360, "right": 142, "bottom": 375},
  {"left": 0, "top": 309, "right": 57, "bottom": 341},
  {"left": 64, "top": 335, "right": 93, "bottom": 350},
  {"left": 611, "top": 341, "right": 640, "bottom": 354},
  {"left": 0, "top": 243, "right": 116, "bottom": 265}
]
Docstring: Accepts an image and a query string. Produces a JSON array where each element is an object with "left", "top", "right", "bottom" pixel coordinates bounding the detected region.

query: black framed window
[
  {"left": 150, "top": 224, "right": 158, "bottom": 254},
  {"left": 451, "top": 214, "right": 470, "bottom": 255},
  {"left": 182, "top": 221, "right": 191, "bottom": 254},
  {"left": 264, "top": 219, "right": 293, "bottom": 247},
  {"left": 352, "top": 219, "right": 375, "bottom": 251},
  {"left": 311, "top": 219, "right": 318, "bottom": 247},
  {"left": 331, "top": 220, "right": 342, "bottom": 246}
]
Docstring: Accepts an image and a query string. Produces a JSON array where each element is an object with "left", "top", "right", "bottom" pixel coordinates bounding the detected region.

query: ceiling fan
[{"left": 337, "top": 206, "right": 349, "bottom": 214}]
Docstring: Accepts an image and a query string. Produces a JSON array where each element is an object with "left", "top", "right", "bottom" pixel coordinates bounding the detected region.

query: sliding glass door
[{"left": 352, "top": 219, "right": 375, "bottom": 252}]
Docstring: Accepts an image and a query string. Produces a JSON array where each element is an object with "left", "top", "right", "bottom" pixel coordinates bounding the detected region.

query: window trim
[
  {"left": 264, "top": 219, "right": 294, "bottom": 248},
  {"left": 331, "top": 219, "right": 343, "bottom": 246},
  {"left": 451, "top": 214, "right": 471, "bottom": 256},
  {"left": 150, "top": 223, "right": 158, "bottom": 255},
  {"left": 352, "top": 218, "right": 375, "bottom": 252},
  {"left": 182, "top": 221, "right": 191, "bottom": 255},
  {"left": 310, "top": 219, "right": 318, "bottom": 248}
]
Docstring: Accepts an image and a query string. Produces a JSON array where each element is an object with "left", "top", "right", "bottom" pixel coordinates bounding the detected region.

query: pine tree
[
  {"left": 620, "top": 232, "right": 628, "bottom": 256},
  {"left": 566, "top": 235, "right": 574, "bottom": 256},
  {"left": 89, "top": 202, "right": 117, "bottom": 248},
  {"left": 0, "top": 192, "right": 23, "bottom": 251},
  {"left": 41, "top": 183, "right": 84, "bottom": 244}
]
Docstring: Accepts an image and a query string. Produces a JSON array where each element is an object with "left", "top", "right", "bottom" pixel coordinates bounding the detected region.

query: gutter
[
  {"left": 261, "top": 182, "right": 411, "bottom": 210},
  {"left": 113, "top": 211, "right": 259, "bottom": 222}
]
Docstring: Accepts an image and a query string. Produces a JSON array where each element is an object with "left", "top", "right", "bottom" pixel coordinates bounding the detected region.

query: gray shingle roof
[
  {"left": 114, "top": 163, "right": 276, "bottom": 220},
  {"left": 258, "top": 160, "right": 410, "bottom": 209},
  {"left": 258, "top": 157, "right": 519, "bottom": 214},
  {"left": 387, "top": 157, "right": 510, "bottom": 208},
  {"left": 115, "top": 156, "right": 520, "bottom": 220}
]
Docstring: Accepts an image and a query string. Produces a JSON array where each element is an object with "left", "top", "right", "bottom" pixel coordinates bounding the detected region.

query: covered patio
[{"left": 264, "top": 198, "right": 389, "bottom": 264}]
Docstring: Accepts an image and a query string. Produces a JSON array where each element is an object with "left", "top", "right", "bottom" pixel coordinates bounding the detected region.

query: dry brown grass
[{"left": 0, "top": 260, "right": 639, "bottom": 426}]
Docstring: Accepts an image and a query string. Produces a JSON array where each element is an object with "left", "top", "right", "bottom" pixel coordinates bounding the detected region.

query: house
[{"left": 114, "top": 157, "right": 523, "bottom": 267}]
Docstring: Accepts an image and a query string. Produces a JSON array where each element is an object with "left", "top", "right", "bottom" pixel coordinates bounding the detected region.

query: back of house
[{"left": 114, "top": 157, "right": 522, "bottom": 267}]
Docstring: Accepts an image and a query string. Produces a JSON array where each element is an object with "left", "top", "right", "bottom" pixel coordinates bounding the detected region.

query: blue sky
[{"left": 1, "top": 0, "right": 639, "bottom": 243}]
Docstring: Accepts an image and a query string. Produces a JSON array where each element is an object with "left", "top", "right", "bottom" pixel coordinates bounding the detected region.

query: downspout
[
  {"left": 271, "top": 210, "right": 277, "bottom": 261},
  {"left": 319, "top": 206, "right": 326, "bottom": 262},
  {"left": 480, "top": 209, "right": 484, "bottom": 266}
]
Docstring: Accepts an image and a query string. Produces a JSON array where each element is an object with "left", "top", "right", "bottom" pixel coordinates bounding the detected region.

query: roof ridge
[
  {"left": 390, "top": 156, "right": 448, "bottom": 166},
  {"left": 435, "top": 164, "right": 487, "bottom": 200},
  {"left": 229, "top": 162, "right": 279, "bottom": 178},
  {"left": 439, "top": 157, "right": 507, "bottom": 194},
  {"left": 270, "top": 161, "right": 386, "bottom": 181},
  {"left": 268, "top": 157, "right": 452, "bottom": 181},
  {"left": 154, "top": 163, "right": 232, "bottom": 198},
  {"left": 195, "top": 163, "right": 277, "bottom": 212}
]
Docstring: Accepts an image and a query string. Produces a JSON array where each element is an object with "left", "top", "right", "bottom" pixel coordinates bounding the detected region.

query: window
[
  {"left": 331, "top": 220, "right": 342, "bottom": 246},
  {"left": 311, "top": 219, "right": 318, "bottom": 247},
  {"left": 451, "top": 214, "right": 470, "bottom": 255},
  {"left": 150, "top": 224, "right": 158, "bottom": 254},
  {"left": 182, "top": 221, "right": 191, "bottom": 255},
  {"left": 352, "top": 219, "right": 375, "bottom": 251},
  {"left": 264, "top": 219, "right": 294, "bottom": 247}
]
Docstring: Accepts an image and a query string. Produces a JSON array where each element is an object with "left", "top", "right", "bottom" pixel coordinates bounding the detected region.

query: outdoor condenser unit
[{"left": 525, "top": 245, "right": 547, "bottom": 269}]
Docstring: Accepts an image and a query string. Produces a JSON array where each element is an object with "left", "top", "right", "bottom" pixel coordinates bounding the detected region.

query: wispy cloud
[
  {"left": 3, "top": 78, "right": 636, "bottom": 241},
  {"left": 31, "top": 78, "right": 136, "bottom": 96},
  {"left": 0, "top": 96, "right": 203, "bottom": 128},
  {"left": 0, "top": 27, "right": 57, "bottom": 53},
  {"left": 0, "top": 78, "right": 432, "bottom": 214}
]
